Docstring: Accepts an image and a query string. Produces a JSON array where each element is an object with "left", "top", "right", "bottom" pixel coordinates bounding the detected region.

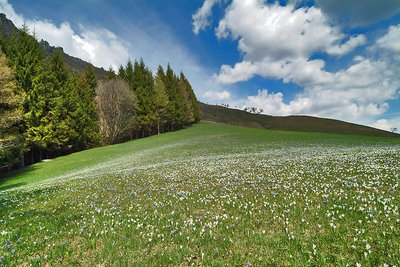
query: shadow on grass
[
  {"left": 0, "top": 182, "right": 26, "bottom": 191},
  {"left": 0, "top": 165, "right": 39, "bottom": 191}
]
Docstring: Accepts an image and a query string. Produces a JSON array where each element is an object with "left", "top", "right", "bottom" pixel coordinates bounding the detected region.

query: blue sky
[{"left": 1, "top": 0, "right": 400, "bottom": 131}]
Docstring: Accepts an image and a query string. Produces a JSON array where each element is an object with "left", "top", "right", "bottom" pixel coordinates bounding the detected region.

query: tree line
[{"left": 0, "top": 27, "right": 200, "bottom": 173}]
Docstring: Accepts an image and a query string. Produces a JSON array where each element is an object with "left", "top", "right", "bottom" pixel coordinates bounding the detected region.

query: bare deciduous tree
[{"left": 96, "top": 79, "right": 137, "bottom": 145}]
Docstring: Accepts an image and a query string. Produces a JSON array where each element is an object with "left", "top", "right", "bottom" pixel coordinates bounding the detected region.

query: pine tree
[
  {"left": 131, "top": 59, "right": 156, "bottom": 136},
  {"left": 179, "top": 72, "right": 193, "bottom": 123},
  {"left": 124, "top": 59, "right": 134, "bottom": 88},
  {"left": 44, "top": 49, "right": 78, "bottom": 154},
  {"left": 105, "top": 66, "right": 116, "bottom": 80},
  {"left": 5, "top": 25, "right": 45, "bottom": 164},
  {"left": 163, "top": 64, "right": 177, "bottom": 130},
  {"left": 0, "top": 50, "right": 25, "bottom": 170},
  {"left": 154, "top": 65, "right": 169, "bottom": 134},
  {"left": 73, "top": 64, "right": 100, "bottom": 149},
  {"left": 5, "top": 25, "right": 43, "bottom": 97},
  {"left": 163, "top": 64, "right": 186, "bottom": 129},
  {"left": 118, "top": 65, "right": 126, "bottom": 79},
  {"left": 84, "top": 64, "right": 97, "bottom": 97},
  {"left": 179, "top": 72, "right": 200, "bottom": 123}
]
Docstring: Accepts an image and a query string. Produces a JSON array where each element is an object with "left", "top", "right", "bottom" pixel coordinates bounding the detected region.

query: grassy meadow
[{"left": 0, "top": 122, "right": 399, "bottom": 266}]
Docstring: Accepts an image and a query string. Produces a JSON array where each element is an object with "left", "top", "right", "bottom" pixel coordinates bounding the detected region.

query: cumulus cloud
[
  {"left": 204, "top": 90, "right": 231, "bottom": 101},
  {"left": 214, "top": 1, "right": 366, "bottom": 84},
  {"left": 244, "top": 89, "right": 311, "bottom": 116},
  {"left": 0, "top": 0, "right": 130, "bottom": 69},
  {"left": 326, "top": 34, "right": 366, "bottom": 55},
  {"left": 192, "top": 0, "right": 220, "bottom": 35},
  {"left": 316, "top": 0, "right": 400, "bottom": 27},
  {"left": 204, "top": 0, "right": 400, "bottom": 123},
  {"left": 371, "top": 118, "right": 400, "bottom": 132},
  {"left": 240, "top": 52, "right": 399, "bottom": 122},
  {"left": 375, "top": 24, "right": 400, "bottom": 62}
]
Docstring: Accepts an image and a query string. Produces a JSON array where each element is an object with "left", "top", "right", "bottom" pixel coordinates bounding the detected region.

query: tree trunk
[
  {"left": 31, "top": 147, "right": 34, "bottom": 165},
  {"left": 19, "top": 153, "right": 25, "bottom": 168}
]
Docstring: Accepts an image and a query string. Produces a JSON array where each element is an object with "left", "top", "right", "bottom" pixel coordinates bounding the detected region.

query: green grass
[{"left": 0, "top": 122, "right": 399, "bottom": 266}]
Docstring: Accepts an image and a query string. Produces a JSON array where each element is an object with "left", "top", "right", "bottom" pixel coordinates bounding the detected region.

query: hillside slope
[
  {"left": 2, "top": 121, "right": 399, "bottom": 191},
  {"left": 0, "top": 122, "right": 399, "bottom": 266},
  {"left": 199, "top": 102, "right": 397, "bottom": 137}
]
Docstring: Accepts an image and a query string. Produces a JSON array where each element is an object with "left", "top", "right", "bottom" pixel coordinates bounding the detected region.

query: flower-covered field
[{"left": 0, "top": 123, "right": 399, "bottom": 266}]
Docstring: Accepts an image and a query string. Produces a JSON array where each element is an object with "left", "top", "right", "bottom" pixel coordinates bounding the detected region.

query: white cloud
[
  {"left": 0, "top": 0, "right": 130, "bottom": 69},
  {"left": 326, "top": 34, "right": 366, "bottom": 55},
  {"left": 206, "top": 0, "right": 400, "bottom": 124},
  {"left": 243, "top": 89, "right": 389, "bottom": 121},
  {"left": 192, "top": 0, "right": 220, "bottom": 35},
  {"left": 371, "top": 118, "right": 400, "bottom": 132},
  {"left": 244, "top": 89, "right": 311, "bottom": 116},
  {"left": 214, "top": 1, "right": 366, "bottom": 84},
  {"left": 375, "top": 24, "right": 400, "bottom": 61},
  {"left": 204, "top": 90, "right": 231, "bottom": 101}
]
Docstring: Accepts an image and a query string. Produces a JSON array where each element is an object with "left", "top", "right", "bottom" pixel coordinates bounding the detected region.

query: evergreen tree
[
  {"left": 73, "top": 64, "right": 100, "bottom": 149},
  {"left": 0, "top": 50, "right": 25, "bottom": 170},
  {"left": 163, "top": 64, "right": 177, "bottom": 129},
  {"left": 163, "top": 64, "right": 186, "bottom": 129},
  {"left": 124, "top": 59, "right": 134, "bottom": 88},
  {"left": 154, "top": 65, "right": 169, "bottom": 134},
  {"left": 118, "top": 65, "right": 126, "bottom": 79},
  {"left": 105, "top": 66, "right": 116, "bottom": 80},
  {"left": 44, "top": 49, "right": 78, "bottom": 154},
  {"left": 179, "top": 72, "right": 193, "bottom": 123},
  {"left": 179, "top": 72, "right": 200, "bottom": 123},
  {"left": 5, "top": 25, "right": 45, "bottom": 164},
  {"left": 84, "top": 64, "right": 97, "bottom": 96},
  {"left": 5, "top": 25, "right": 43, "bottom": 97},
  {"left": 131, "top": 59, "right": 156, "bottom": 136}
]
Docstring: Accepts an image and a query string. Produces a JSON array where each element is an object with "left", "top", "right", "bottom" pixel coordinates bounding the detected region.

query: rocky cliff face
[{"left": 0, "top": 13, "right": 18, "bottom": 37}]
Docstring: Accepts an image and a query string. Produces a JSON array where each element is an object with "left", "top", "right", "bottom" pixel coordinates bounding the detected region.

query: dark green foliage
[
  {"left": 153, "top": 66, "right": 169, "bottom": 134},
  {"left": 23, "top": 49, "right": 83, "bottom": 156},
  {"left": 179, "top": 72, "right": 200, "bottom": 123},
  {"left": 73, "top": 64, "right": 100, "bottom": 149},
  {"left": 5, "top": 25, "right": 43, "bottom": 97},
  {"left": 0, "top": 49, "right": 25, "bottom": 169},
  {"left": 105, "top": 66, "right": 116, "bottom": 80}
]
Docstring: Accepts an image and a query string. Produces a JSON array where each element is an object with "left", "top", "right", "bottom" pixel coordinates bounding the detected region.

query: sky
[{"left": 1, "top": 0, "right": 400, "bottom": 132}]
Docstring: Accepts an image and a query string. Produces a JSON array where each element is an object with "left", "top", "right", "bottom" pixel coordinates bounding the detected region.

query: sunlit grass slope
[
  {"left": 199, "top": 102, "right": 398, "bottom": 137},
  {"left": 0, "top": 122, "right": 399, "bottom": 266}
]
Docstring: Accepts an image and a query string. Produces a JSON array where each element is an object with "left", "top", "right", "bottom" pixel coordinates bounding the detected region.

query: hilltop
[{"left": 199, "top": 102, "right": 397, "bottom": 137}]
